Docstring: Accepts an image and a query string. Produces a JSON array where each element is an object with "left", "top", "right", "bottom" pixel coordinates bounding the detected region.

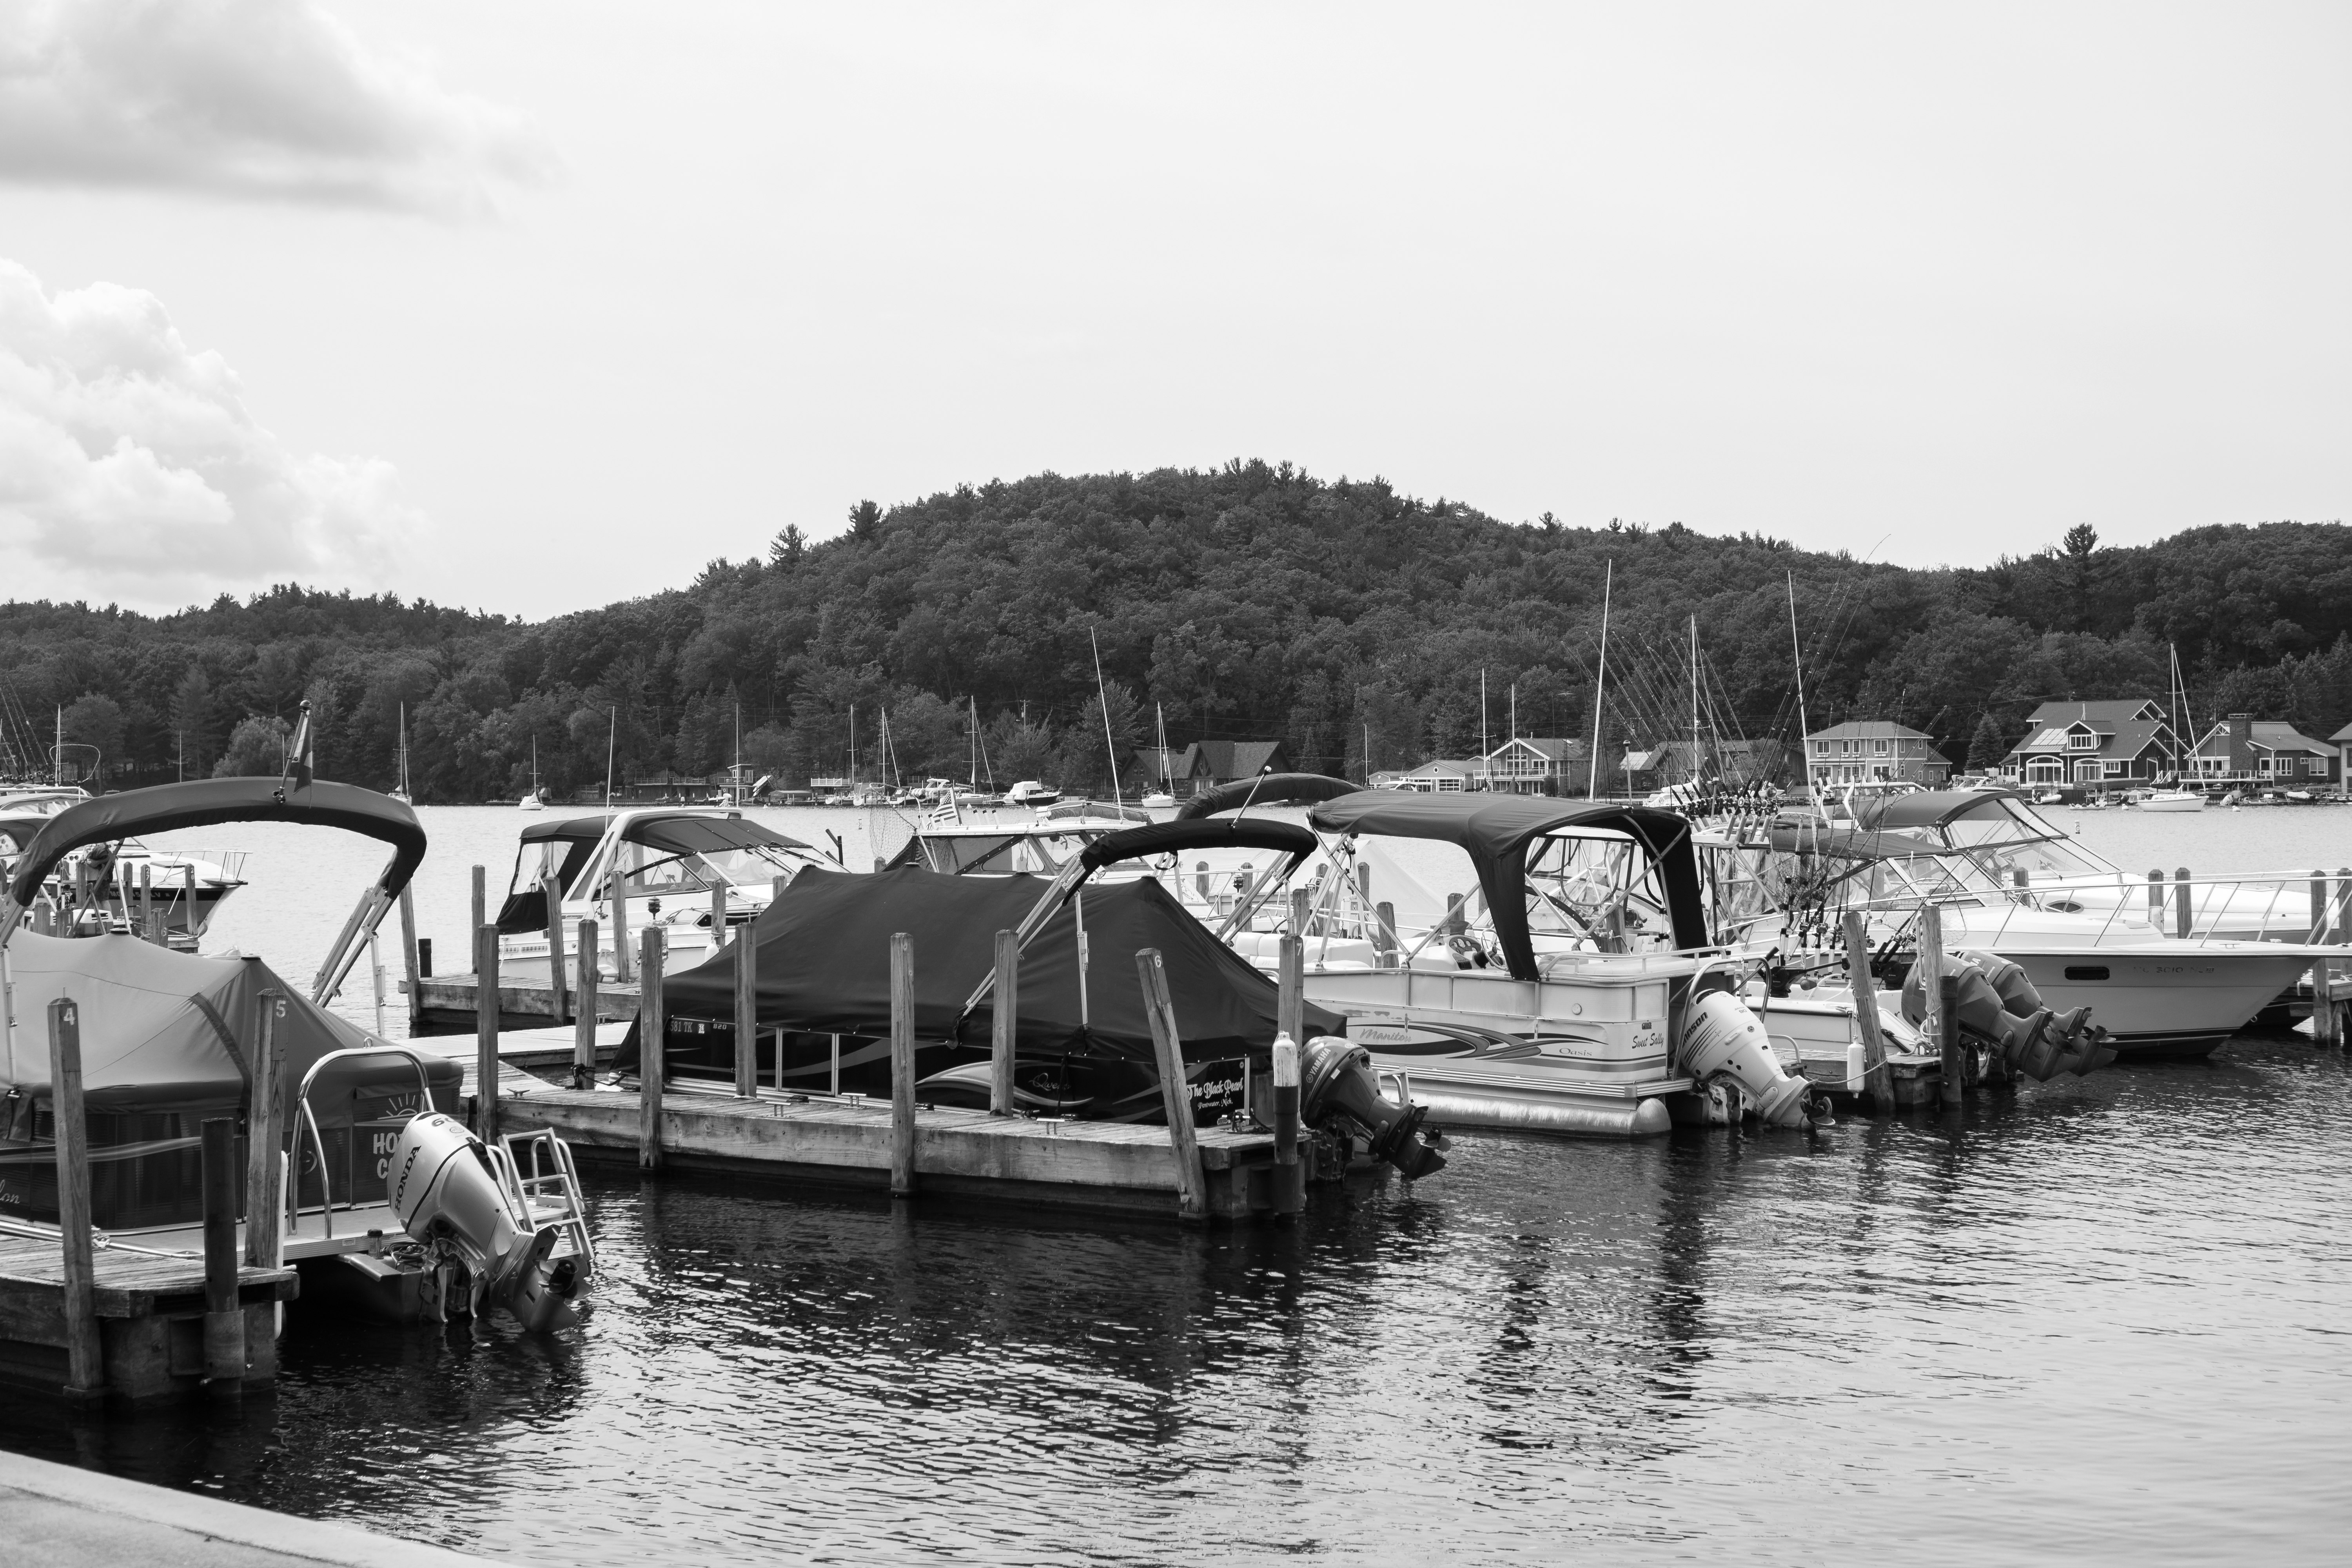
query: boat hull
[{"left": 1966, "top": 946, "right": 2310, "bottom": 1060}]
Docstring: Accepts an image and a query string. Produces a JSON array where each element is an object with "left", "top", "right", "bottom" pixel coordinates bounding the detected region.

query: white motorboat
[
  {"left": 494, "top": 807, "right": 839, "bottom": 981},
  {"left": 1752, "top": 812, "right": 2321, "bottom": 1058}
]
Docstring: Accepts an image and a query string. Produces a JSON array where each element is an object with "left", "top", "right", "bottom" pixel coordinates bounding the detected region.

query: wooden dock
[
  {"left": 483, "top": 1074, "right": 1296, "bottom": 1221},
  {"left": 0, "top": 1231, "right": 296, "bottom": 1401},
  {"left": 407, "top": 972, "right": 633, "bottom": 1036}
]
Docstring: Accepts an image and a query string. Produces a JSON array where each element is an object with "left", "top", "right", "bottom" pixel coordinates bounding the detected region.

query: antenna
[
  {"left": 1090, "top": 626, "right": 1125, "bottom": 813},
  {"left": 1587, "top": 559, "right": 1612, "bottom": 799}
]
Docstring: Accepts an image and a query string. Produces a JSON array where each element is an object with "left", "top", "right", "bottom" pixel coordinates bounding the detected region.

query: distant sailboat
[
  {"left": 2140, "top": 644, "right": 2205, "bottom": 812},
  {"left": 1141, "top": 702, "right": 1176, "bottom": 809},
  {"left": 519, "top": 735, "right": 546, "bottom": 811},
  {"left": 389, "top": 702, "right": 413, "bottom": 804}
]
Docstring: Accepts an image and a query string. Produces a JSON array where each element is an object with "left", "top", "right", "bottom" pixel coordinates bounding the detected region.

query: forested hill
[{"left": 6, "top": 460, "right": 2349, "bottom": 800}]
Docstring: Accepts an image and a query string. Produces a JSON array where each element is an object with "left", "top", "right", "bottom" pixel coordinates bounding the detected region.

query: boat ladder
[{"left": 492, "top": 1129, "right": 597, "bottom": 1273}]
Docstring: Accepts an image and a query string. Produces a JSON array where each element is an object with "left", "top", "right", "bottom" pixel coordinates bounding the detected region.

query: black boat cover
[
  {"left": 495, "top": 810, "right": 817, "bottom": 933},
  {"left": 0, "top": 931, "right": 458, "bottom": 1119},
  {"left": 1307, "top": 792, "right": 1708, "bottom": 979},
  {"left": 3, "top": 778, "right": 425, "bottom": 911},
  {"left": 1077, "top": 818, "right": 1318, "bottom": 872},
  {"left": 621, "top": 866, "right": 1339, "bottom": 1067},
  {"left": 1176, "top": 773, "right": 1362, "bottom": 820}
]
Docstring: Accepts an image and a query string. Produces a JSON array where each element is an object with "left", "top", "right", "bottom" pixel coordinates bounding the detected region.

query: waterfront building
[
  {"left": 1132, "top": 739, "right": 1293, "bottom": 798},
  {"left": 1804, "top": 721, "right": 1951, "bottom": 788},
  {"left": 2335, "top": 721, "right": 2352, "bottom": 795},
  {"left": 2188, "top": 713, "right": 2340, "bottom": 788},
  {"left": 1998, "top": 699, "right": 2181, "bottom": 786},
  {"left": 1475, "top": 736, "right": 1589, "bottom": 795}
]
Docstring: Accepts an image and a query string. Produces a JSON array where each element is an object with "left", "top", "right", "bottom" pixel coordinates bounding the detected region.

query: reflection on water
[{"left": 4, "top": 1040, "right": 2347, "bottom": 1564}]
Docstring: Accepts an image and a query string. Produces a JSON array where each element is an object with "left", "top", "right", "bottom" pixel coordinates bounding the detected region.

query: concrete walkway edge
[{"left": 0, "top": 1447, "right": 484, "bottom": 1566}]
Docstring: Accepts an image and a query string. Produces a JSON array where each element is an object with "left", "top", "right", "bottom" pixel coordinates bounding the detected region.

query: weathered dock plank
[
  {"left": 0, "top": 1232, "right": 297, "bottom": 1400},
  {"left": 493, "top": 1078, "right": 1281, "bottom": 1221}
]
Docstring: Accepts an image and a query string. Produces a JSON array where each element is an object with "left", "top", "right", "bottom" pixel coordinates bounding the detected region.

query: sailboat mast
[
  {"left": 1586, "top": 559, "right": 1612, "bottom": 799},
  {"left": 846, "top": 703, "right": 853, "bottom": 800},
  {"left": 1090, "top": 627, "right": 1124, "bottom": 813},
  {"left": 604, "top": 708, "right": 616, "bottom": 809},
  {"left": 1786, "top": 572, "right": 1811, "bottom": 782}
]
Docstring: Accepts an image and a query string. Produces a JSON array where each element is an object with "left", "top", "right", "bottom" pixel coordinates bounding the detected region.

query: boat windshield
[
  {"left": 890, "top": 830, "right": 1108, "bottom": 875},
  {"left": 1523, "top": 832, "right": 1682, "bottom": 954},
  {"left": 1933, "top": 797, "right": 2120, "bottom": 883},
  {"left": 609, "top": 842, "right": 809, "bottom": 898}
]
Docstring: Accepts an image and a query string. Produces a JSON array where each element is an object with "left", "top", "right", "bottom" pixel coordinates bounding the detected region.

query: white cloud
[
  {"left": 0, "top": 0, "right": 554, "bottom": 212},
  {"left": 0, "top": 258, "right": 427, "bottom": 606}
]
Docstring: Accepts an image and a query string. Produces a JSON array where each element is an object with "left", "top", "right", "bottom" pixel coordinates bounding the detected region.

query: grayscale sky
[{"left": 1, "top": 1, "right": 2345, "bottom": 617}]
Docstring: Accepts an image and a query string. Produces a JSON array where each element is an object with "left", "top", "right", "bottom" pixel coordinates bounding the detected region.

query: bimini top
[
  {"left": 495, "top": 809, "right": 818, "bottom": 933},
  {"left": 1077, "top": 817, "right": 1318, "bottom": 873},
  {"left": 1307, "top": 791, "right": 1708, "bottom": 978},
  {"left": 1854, "top": 789, "right": 2032, "bottom": 833},
  {"left": 0, "top": 931, "right": 458, "bottom": 1118},
  {"left": 624, "top": 866, "right": 1339, "bottom": 1069},
  {"left": 3, "top": 777, "right": 425, "bottom": 915}
]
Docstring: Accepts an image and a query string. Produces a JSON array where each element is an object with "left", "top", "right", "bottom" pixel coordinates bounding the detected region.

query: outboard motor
[
  {"left": 1299, "top": 1037, "right": 1447, "bottom": 1179},
  {"left": 1901, "top": 950, "right": 2113, "bottom": 1080},
  {"left": 388, "top": 1112, "right": 585, "bottom": 1331},
  {"left": 1679, "top": 989, "right": 1815, "bottom": 1128}
]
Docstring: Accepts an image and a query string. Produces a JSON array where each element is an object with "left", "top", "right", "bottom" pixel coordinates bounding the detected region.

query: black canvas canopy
[
  {"left": 1077, "top": 817, "right": 1318, "bottom": 872},
  {"left": 1307, "top": 792, "right": 1709, "bottom": 978},
  {"left": 1764, "top": 824, "right": 1949, "bottom": 861},
  {"left": 3, "top": 778, "right": 425, "bottom": 913},
  {"left": 0, "top": 931, "right": 457, "bottom": 1119},
  {"left": 626, "top": 866, "right": 1338, "bottom": 1067}
]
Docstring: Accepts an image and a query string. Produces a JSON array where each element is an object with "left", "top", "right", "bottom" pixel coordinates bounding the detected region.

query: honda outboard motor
[
  {"left": 1679, "top": 989, "right": 1815, "bottom": 1128},
  {"left": 388, "top": 1112, "right": 585, "bottom": 1331},
  {"left": 1900, "top": 950, "right": 2113, "bottom": 1080},
  {"left": 1299, "top": 1036, "right": 1447, "bottom": 1179}
]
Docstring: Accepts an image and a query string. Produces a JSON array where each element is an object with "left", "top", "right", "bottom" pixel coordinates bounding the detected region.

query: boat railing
[
  {"left": 1846, "top": 867, "right": 2351, "bottom": 951},
  {"left": 290, "top": 1044, "right": 443, "bottom": 1239}
]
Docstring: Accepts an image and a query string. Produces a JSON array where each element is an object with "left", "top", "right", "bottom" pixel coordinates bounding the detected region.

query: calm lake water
[{"left": 4, "top": 802, "right": 2350, "bottom": 1564}]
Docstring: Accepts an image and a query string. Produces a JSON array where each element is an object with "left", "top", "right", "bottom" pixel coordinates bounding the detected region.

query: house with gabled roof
[
  {"left": 1804, "top": 721, "right": 1951, "bottom": 788},
  {"left": 2189, "top": 713, "right": 2340, "bottom": 787},
  {"left": 1134, "top": 739, "right": 1294, "bottom": 797},
  {"left": 1476, "top": 736, "right": 1589, "bottom": 795},
  {"left": 2334, "top": 721, "right": 2352, "bottom": 797},
  {"left": 1999, "top": 699, "right": 2183, "bottom": 787}
]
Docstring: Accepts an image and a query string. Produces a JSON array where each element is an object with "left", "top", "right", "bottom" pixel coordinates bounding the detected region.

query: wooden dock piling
[
  {"left": 1271, "top": 1033, "right": 1303, "bottom": 1219},
  {"left": 710, "top": 882, "right": 726, "bottom": 942},
  {"left": 637, "top": 928, "right": 665, "bottom": 1172},
  {"left": 733, "top": 913, "right": 758, "bottom": 1097},
  {"left": 613, "top": 844, "right": 636, "bottom": 984},
  {"left": 1136, "top": 948, "right": 1208, "bottom": 1225},
  {"left": 1937, "top": 973, "right": 1963, "bottom": 1108},
  {"left": 889, "top": 933, "right": 916, "bottom": 1198},
  {"left": 243, "top": 980, "right": 283, "bottom": 1271},
  {"left": 542, "top": 873, "right": 570, "bottom": 1024},
  {"left": 990, "top": 929, "right": 1017, "bottom": 1114},
  {"left": 199, "top": 1118, "right": 243, "bottom": 1394},
  {"left": 573, "top": 918, "right": 599, "bottom": 1089},
  {"left": 1280, "top": 891, "right": 1307, "bottom": 1045},
  {"left": 2174, "top": 867, "right": 2192, "bottom": 939},
  {"left": 1841, "top": 911, "right": 1893, "bottom": 1114},
  {"left": 398, "top": 885, "right": 423, "bottom": 1036},
  {"left": 47, "top": 998, "right": 102, "bottom": 1401},
  {"left": 470, "top": 864, "right": 485, "bottom": 940},
  {"left": 1374, "top": 901, "right": 1398, "bottom": 968},
  {"left": 474, "top": 923, "right": 499, "bottom": 1142}
]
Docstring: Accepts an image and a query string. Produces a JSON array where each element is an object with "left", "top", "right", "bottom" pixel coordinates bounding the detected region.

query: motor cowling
[
  {"left": 388, "top": 1112, "right": 583, "bottom": 1331},
  {"left": 1900, "top": 951, "right": 2114, "bottom": 1080},
  {"left": 1298, "top": 1037, "right": 1447, "bottom": 1179},
  {"left": 1679, "top": 989, "right": 1815, "bottom": 1127}
]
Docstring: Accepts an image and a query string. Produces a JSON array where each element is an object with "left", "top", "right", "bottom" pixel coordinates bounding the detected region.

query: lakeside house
[
  {"left": 1132, "top": 739, "right": 1293, "bottom": 797},
  {"left": 1998, "top": 699, "right": 2182, "bottom": 786},
  {"left": 2336, "top": 721, "right": 2352, "bottom": 793},
  {"left": 1803, "top": 721, "right": 1951, "bottom": 788},
  {"left": 1372, "top": 737, "right": 1592, "bottom": 794},
  {"left": 2189, "top": 713, "right": 2340, "bottom": 788},
  {"left": 1620, "top": 738, "right": 1786, "bottom": 793}
]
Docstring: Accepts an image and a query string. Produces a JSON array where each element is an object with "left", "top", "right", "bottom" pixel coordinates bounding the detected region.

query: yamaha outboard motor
[
  {"left": 388, "top": 1112, "right": 586, "bottom": 1331},
  {"left": 1299, "top": 1036, "right": 1447, "bottom": 1179},
  {"left": 1901, "top": 950, "right": 2113, "bottom": 1080},
  {"left": 1678, "top": 990, "right": 1817, "bottom": 1127}
]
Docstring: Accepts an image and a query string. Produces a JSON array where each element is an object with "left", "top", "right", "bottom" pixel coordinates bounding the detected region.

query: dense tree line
[{"left": 5, "top": 461, "right": 2348, "bottom": 801}]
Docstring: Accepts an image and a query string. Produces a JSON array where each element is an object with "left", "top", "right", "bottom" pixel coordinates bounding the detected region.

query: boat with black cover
[{"left": 0, "top": 721, "right": 593, "bottom": 1330}]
